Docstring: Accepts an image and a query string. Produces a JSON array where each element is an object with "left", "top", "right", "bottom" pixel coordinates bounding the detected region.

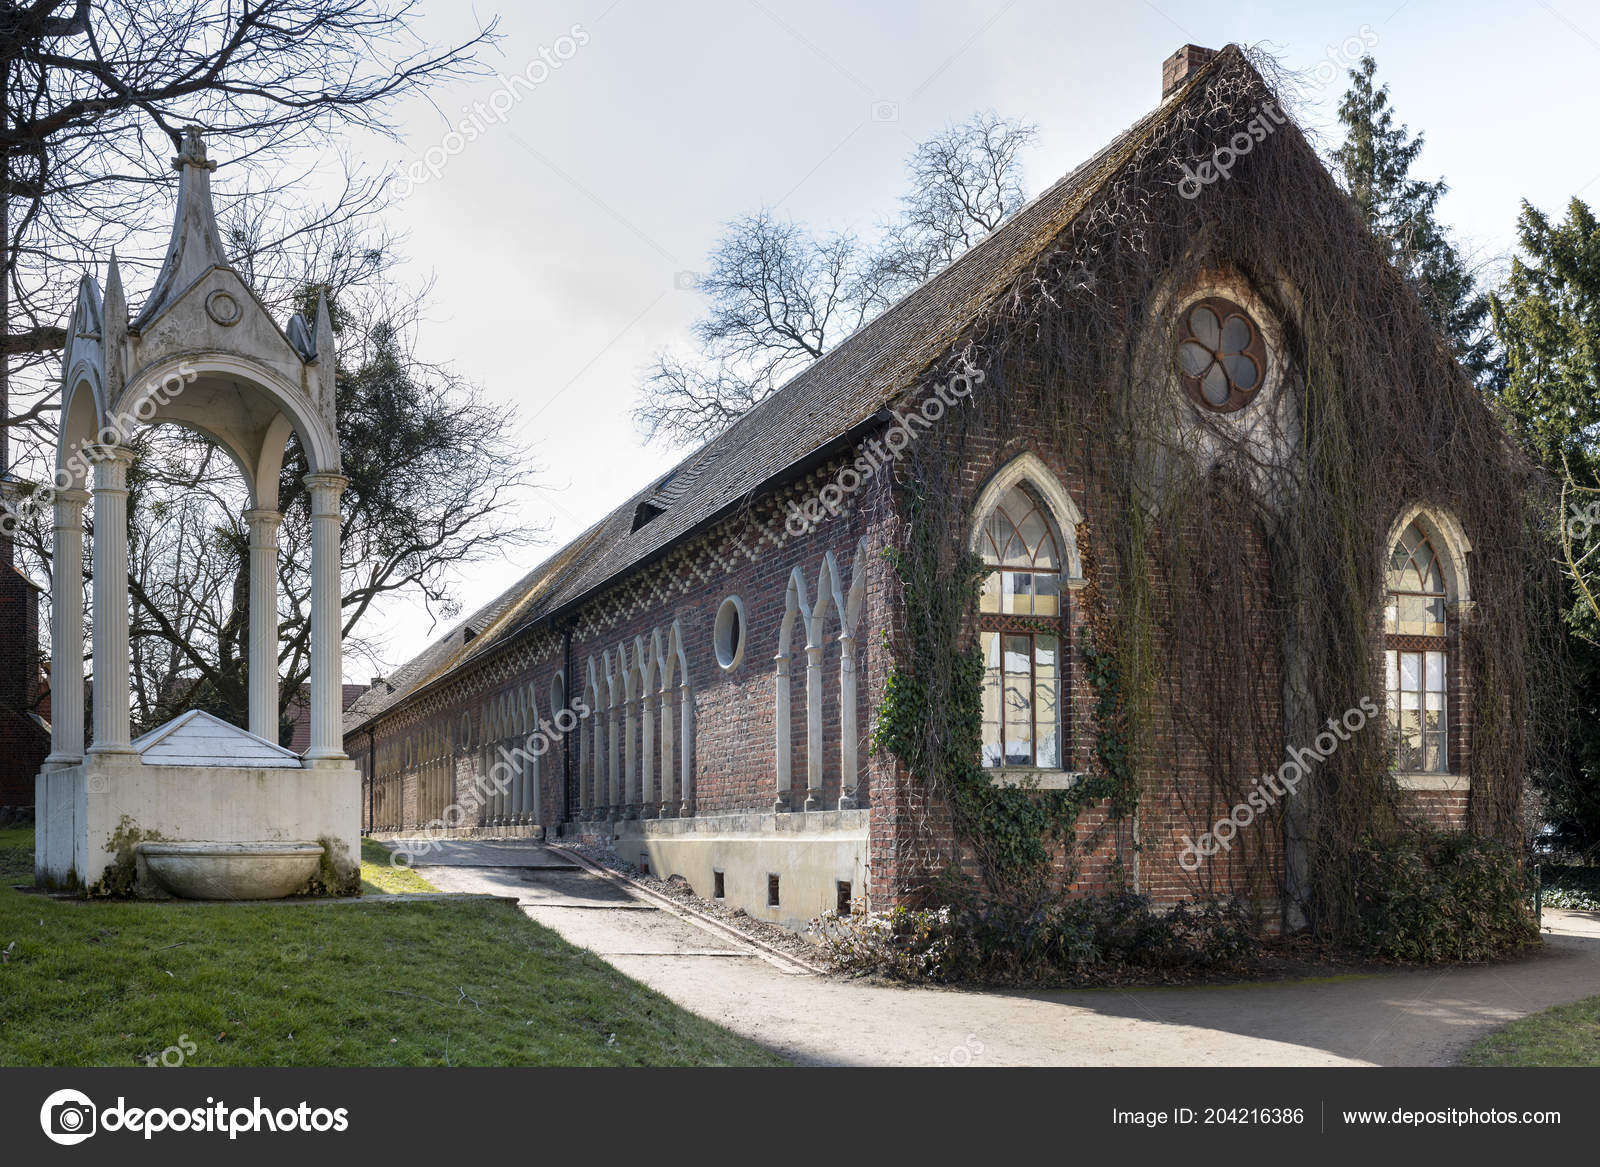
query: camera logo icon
[
  {"left": 40, "top": 1088, "right": 97, "bottom": 1146},
  {"left": 673, "top": 270, "right": 700, "bottom": 291},
  {"left": 870, "top": 100, "right": 899, "bottom": 122}
]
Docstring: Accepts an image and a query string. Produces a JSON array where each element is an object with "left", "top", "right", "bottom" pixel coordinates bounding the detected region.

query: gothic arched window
[
  {"left": 1385, "top": 520, "right": 1450, "bottom": 772},
  {"left": 977, "top": 483, "right": 1064, "bottom": 769}
]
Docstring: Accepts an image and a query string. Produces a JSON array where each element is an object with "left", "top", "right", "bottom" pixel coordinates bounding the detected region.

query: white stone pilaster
[
  {"left": 658, "top": 682, "right": 674, "bottom": 817},
  {"left": 45, "top": 489, "right": 90, "bottom": 767},
  {"left": 302, "top": 473, "right": 348, "bottom": 763},
  {"left": 838, "top": 631, "right": 858, "bottom": 810},
  {"left": 243, "top": 508, "right": 282, "bottom": 742},
  {"left": 640, "top": 689, "right": 656, "bottom": 812},
  {"left": 89, "top": 447, "right": 135, "bottom": 756},
  {"left": 678, "top": 682, "right": 693, "bottom": 817},
  {"left": 804, "top": 642, "right": 824, "bottom": 810},
  {"left": 774, "top": 651, "right": 791, "bottom": 812}
]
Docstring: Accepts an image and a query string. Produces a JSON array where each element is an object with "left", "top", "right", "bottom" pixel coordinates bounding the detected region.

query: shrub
[
  {"left": 1351, "top": 830, "right": 1539, "bottom": 962},
  {"left": 809, "top": 891, "right": 1257, "bottom": 985}
]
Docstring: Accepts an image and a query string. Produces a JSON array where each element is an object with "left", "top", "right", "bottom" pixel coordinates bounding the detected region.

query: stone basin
[{"left": 139, "top": 841, "right": 325, "bottom": 900}]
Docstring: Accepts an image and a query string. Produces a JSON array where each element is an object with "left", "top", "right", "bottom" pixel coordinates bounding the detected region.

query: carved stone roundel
[{"left": 205, "top": 289, "right": 242, "bottom": 326}]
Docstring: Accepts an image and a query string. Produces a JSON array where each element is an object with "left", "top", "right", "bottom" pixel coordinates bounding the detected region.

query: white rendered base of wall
[
  {"left": 34, "top": 753, "right": 360, "bottom": 896},
  {"left": 610, "top": 809, "right": 869, "bottom": 931}
]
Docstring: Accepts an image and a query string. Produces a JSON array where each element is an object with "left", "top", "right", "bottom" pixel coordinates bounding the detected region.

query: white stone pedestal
[{"left": 34, "top": 711, "right": 360, "bottom": 897}]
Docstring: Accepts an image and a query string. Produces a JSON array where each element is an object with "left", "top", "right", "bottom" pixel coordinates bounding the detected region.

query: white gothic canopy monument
[{"left": 33, "top": 128, "right": 360, "bottom": 898}]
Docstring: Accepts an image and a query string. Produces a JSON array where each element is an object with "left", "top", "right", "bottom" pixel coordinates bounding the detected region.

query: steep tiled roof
[{"left": 344, "top": 46, "right": 1240, "bottom": 735}]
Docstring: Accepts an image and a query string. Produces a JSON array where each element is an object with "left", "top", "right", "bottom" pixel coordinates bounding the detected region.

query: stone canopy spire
[{"left": 131, "top": 125, "right": 230, "bottom": 333}]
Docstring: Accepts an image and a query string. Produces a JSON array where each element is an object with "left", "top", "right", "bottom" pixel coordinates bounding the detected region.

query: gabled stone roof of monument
[{"left": 344, "top": 45, "right": 1249, "bottom": 734}]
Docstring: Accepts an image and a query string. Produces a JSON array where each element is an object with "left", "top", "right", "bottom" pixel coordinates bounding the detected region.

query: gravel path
[{"left": 391, "top": 837, "right": 1600, "bottom": 1067}]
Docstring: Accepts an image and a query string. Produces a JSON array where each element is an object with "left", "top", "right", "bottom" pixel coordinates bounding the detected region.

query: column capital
[
  {"left": 85, "top": 444, "right": 135, "bottom": 467},
  {"left": 302, "top": 472, "right": 348, "bottom": 519},
  {"left": 88, "top": 445, "right": 135, "bottom": 493},
  {"left": 53, "top": 488, "right": 91, "bottom": 515},
  {"left": 243, "top": 507, "right": 283, "bottom": 545},
  {"left": 302, "top": 471, "right": 349, "bottom": 492}
]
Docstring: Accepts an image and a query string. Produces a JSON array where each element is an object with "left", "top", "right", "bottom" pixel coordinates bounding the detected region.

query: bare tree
[
  {"left": 634, "top": 111, "right": 1036, "bottom": 447},
  {"left": 0, "top": 0, "right": 497, "bottom": 486},
  {"left": 861, "top": 111, "right": 1037, "bottom": 309},
  {"left": 637, "top": 212, "right": 876, "bottom": 445}
]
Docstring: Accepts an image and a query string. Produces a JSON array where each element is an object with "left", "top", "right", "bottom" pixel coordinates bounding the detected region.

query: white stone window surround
[
  {"left": 990, "top": 769, "right": 1088, "bottom": 791},
  {"left": 1395, "top": 773, "right": 1470, "bottom": 792},
  {"left": 969, "top": 452, "right": 1089, "bottom": 784},
  {"left": 1161, "top": 277, "right": 1288, "bottom": 425},
  {"left": 714, "top": 595, "right": 747, "bottom": 671},
  {"left": 1382, "top": 505, "right": 1474, "bottom": 792}
]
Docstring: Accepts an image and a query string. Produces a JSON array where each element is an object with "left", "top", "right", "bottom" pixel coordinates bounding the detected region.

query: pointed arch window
[
  {"left": 977, "top": 483, "right": 1064, "bottom": 769},
  {"left": 1384, "top": 520, "right": 1449, "bottom": 772}
]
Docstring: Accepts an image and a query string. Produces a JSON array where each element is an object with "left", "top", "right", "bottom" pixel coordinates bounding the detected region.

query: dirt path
[{"left": 397, "top": 838, "right": 1600, "bottom": 1067}]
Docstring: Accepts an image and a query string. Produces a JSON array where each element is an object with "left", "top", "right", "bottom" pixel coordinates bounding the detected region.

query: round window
[
  {"left": 1175, "top": 297, "right": 1268, "bottom": 413},
  {"left": 714, "top": 596, "right": 745, "bottom": 671}
]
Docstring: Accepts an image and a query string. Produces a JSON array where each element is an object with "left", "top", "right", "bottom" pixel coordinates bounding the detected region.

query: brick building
[
  {"left": 0, "top": 549, "right": 49, "bottom": 811},
  {"left": 345, "top": 46, "right": 1517, "bottom": 930}
]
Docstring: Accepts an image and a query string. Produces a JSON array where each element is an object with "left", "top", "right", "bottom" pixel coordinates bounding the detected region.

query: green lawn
[
  {"left": 1459, "top": 995, "right": 1600, "bottom": 1066},
  {"left": 359, "top": 837, "right": 442, "bottom": 895},
  {"left": 0, "top": 827, "right": 784, "bottom": 1067}
]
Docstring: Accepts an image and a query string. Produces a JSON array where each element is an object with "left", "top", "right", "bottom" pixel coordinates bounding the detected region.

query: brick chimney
[{"left": 1162, "top": 44, "right": 1217, "bottom": 99}]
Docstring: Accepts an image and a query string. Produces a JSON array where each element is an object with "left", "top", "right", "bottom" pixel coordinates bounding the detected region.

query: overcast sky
[{"left": 335, "top": 0, "right": 1600, "bottom": 679}]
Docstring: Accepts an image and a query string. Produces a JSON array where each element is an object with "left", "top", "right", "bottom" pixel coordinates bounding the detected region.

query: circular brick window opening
[
  {"left": 1175, "top": 296, "right": 1267, "bottom": 413},
  {"left": 714, "top": 596, "right": 746, "bottom": 671}
]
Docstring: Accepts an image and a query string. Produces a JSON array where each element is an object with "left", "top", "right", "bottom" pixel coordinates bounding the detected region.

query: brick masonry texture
[
  {"left": 0, "top": 563, "right": 48, "bottom": 807},
  {"left": 348, "top": 376, "right": 1478, "bottom": 916}
]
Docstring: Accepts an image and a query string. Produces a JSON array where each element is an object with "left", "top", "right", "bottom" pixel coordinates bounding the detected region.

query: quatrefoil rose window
[{"left": 1175, "top": 297, "right": 1268, "bottom": 412}]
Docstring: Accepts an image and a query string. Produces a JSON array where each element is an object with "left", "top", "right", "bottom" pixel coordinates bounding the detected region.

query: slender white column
[
  {"left": 678, "top": 682, "right": 693, "bottom": 817},
  {"left": 606, "top": 688, "right": 620, "bottom": 814},
  {"left": 623, "top": 691, "right": 638, "bottom": 816},
  {"left": 88, "top": 448, "right": 135, "bottom": 756},
  {"left": 45, "top": 489, "right": 90, "bottom": 766},
  {"left": 578, "top": 706, "right": 591, "bottom": 817},
  {"left": 804, "top": 642, "right": 824, "bottom": 810},
  {"left": 773, "top": 651, "right": 791, "bottom": 812},
  {"left": 524, "top": 752, "right": 540, "bottom": 822},
  {"left": 589, "top": 710, "right": 604, "bottom": 820},
  {"left": 658, "top": 680, "right": 674, "bottom": 817},
  {"left": 243, "top": 508, "right": 281, "bottom": 741},
  {"left": 302, "top": 473, "right": 348, "bottom": 762},
  {"left": 838, "top": 630, "right": 858, "bottom": 810},
  {"left": 640, "top": 688, "right": 656, "bottom": 813}
]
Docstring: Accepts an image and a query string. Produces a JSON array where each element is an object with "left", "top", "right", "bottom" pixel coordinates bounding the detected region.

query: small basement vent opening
[
  {"left": 767, "top": 873, "right": 780, "bottom": 907},
  {"left": 713, "top": 870, "right": 725, "bottom": 899},
  {"left": 836, "top": 880, "right": 852, "bottom": 915}
]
